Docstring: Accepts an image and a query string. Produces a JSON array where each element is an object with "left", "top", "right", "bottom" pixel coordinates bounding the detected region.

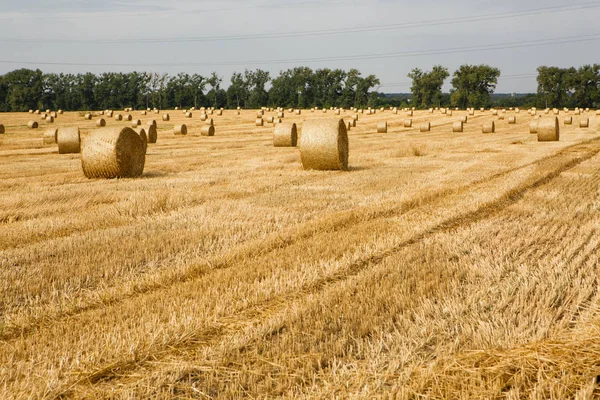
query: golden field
[{"left": 1, "top": 107, "right": 600, "bottom": 399}]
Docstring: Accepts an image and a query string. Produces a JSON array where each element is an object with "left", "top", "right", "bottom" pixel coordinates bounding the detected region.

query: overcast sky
[{"left": 0, "top": 0, "right": 598, "bottom": 93}]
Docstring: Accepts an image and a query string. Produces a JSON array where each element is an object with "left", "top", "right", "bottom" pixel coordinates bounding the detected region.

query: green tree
[
  {"left": 450, "top": 65, "right": 500, "bottom": 108},
  {"left": 536, "top": 66, "right": 574, "bottom": 108}
]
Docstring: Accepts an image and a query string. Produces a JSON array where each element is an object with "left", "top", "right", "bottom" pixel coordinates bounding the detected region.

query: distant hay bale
[
  {"left": 277, "top": 111, "right": 284, "bottom": 118},
  {"left": 255, "top": 118, "right": 264, "bottom": 126},
  {"left": 266, "top": 116, "right": 274, "bottom": 123},
  {"left": 208, "top": 109, "right": 213, "bottom": 115},
  {"left": 352, "top": 114, "right": 358, "bottom": 121},
  {"left": 537, "top": 117, "right": 559, "bottom": 142},
  {"left": 200, "top": 113, "right": 208, "bottom": 121},
  {"left": 84, "top": 113, "right": 92, "bottom": 120},
  {"left": 349, "top": 119, "right": 356, "bottom": 127},
  {"left": 452, "top": 121, "right": 463, "bottom": 132},
  {"left": 429, "top": 108, "right": 434, "bottom": 113},
  {"left": 468, "top": 110, "right": 475, "bottom": 116},
  {"left": 205, "top": 118, "right": 214, "bottom": 126},
  {"left": 96, "top": 118, "right": 106, "bottom": 127},
  {"left": 185, "top": 112, "right": 192, "bottom": 118},
  {"left": 406, "top": 110, "right": 413, "bottom": 117},
  {"left": 447, "top": 110, "right": 453, "bottom": 116},
  {"left": 492, "top": 110, "right": 498, "bottom": 116},
  {"left": 35, "top": 110, "right": 41, "bottom": 115},
  {"left": 347, "top": 121, "right": 352, "bottom": 130},
  {"left": 498, "top": 115, "right": 505, "bottom": 120},
  {"left": 51, "top": 112, "right": 57, "bottom": 118},
  {"left": 508, "top": 116, "right": 516, "bottom": 124},
  {"left": 420, "top": 122, "right": 431, "bottom": 132},
  {"left": 580, "top": 118, "right": 589, "bottom": 128},
  {"left": 575, "top": 110, "right": 581, "bottom": 115},
  {"left": 460, "top": 116, "right": 468, "bottom": 123},
  {"left": 115, "top": 114, "right": 123, "bottom": 121},
  {"left": 124, "top": 114, "right": 132, "bottom": 121},
  {"left": 0, "top": 124, "right": 3, "bottom": 134},
  {"left": 29, "top": 110, "right": 33, "bottom": 114},
  {"left": 46, "top": 109, "right": 51, "bottom": 113},
  {"left": 154, "top": 109, "right": 160, "bottom": 114},
  {"left": 57, "top": 127, "right": 81, "bottom": 154},
  {"left": 107, "top": 110, "right": 114, "bottom": 117},
  {"left": 148, "top": 119, "right": 157, "bottom": 128},
  {"left": 273, "top": 122, "right": 297, "bottom": 147},
  {"left": 564, "top": 116, "right": 573, "bottom": 125},
  {"left": 404, "top": 119, "right": 412, "bottom": 128},
  {"left": 81, "top": 127, "right": 145, "bottom": 178},
  {"left": 43, "top": 128, "right": 58, "bottom": 144},
  {"left": 201, "top": 125, "right": 215, "bottom": 136},
  {"left": 162, "top": 114, "right": 170, "bottom": 122},
  {"left": 45, "top": 116, "right": 54, "bottom": 123},
  {"left": 146, "top": 124, "right": 157, "bottom": 143},
  {"left": 482, "top": 121, "right": 495, "bottom": 133},
  {"left": 393, "top": 108, "right": 398, "bottom": 114},
  {"left": 529, "top": 119, "right": 539, "bottom": 134},
  {"left": 41, "top": 113, "right": 47, "bottom": 120},
  {"left": 217, "top": 110, "right": 223, "bottom": 116},
  {"left": 377, "top": 121, "right": 388, "bottom": 133},
  {"left": 132, "top": 119, "right": 141, "bottom": 127},
  {"left": 257, "top": 110, "right": 264, "bottom": 117},
  {"left": 28, "top": 121, "right": 38, "bottom": 129},
  {"left": 136, "top": 128, "right": 148, "bottom": 153},
  {"left": 174, "top": 124, "right": 187, "bottom": 135},
  {"left": 299, "top": 118, "right": 348, "bottom": 171},
  {"left": 141, "top": 111, "right": 147, "bottom": 115},
  {"left": 296, "top": 109, "right": 301, "bottom": 115},
  {"left": 553, "top": 110, "right": 559, "bottom": 115}
]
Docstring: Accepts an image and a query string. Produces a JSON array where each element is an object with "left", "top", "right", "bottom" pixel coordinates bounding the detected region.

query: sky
[{"left": 0, "top": 0, "right": 598, "bottom": 93}]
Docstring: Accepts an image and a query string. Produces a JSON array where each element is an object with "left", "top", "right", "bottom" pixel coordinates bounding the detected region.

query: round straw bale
[
  {"left": 84, "top": 113, "right": 92, "bottom": 120},
  {"left": 96, "top": 118, "right": 106, "bottom": 127},
  {"left": 132, "top": 119, "right": 141, "bottom": 127},
  {"left": 296, "top": 109, "right": 301, "bottom": 115},
  {"left": 141, "top": 110, "right": 147, "bottom": 115},
  {"left": 469, "top": 110, "right": 475, "bottom": 116},
  {"left": 124, "top": 114, "right": 132, "bottom": 121},
  {"left": 0, "top": 124, "right": 4, "bottom": 134},
  {"left": 352, "top": 114, "right": 358, "bottom": 121},
  {"left": 492, "top": 110, "right": 498, "bottom": 116},
  {"left": 420, "top": 122, "right": 431, "bottom": 132},
  {"left": 277, "top": 111, "right": 284, "bottom": 118},
  {"left": 404, "top": 119, "right": 412, "bottom": 128},
  {"left": 45, "top": 109, "right": 50, "bottom": 113},
  {"left": 201, "top": 125, "right": 215, "bottom": 136},
  {"left": 28, "top": 121, "right": 38, "bottom": 129},
  {"left": 29, "top": 110, "right": 33, "bottom": 114},
  {"left": 256, "top": 110, "right": 264, "bottom": 118},
  {"left": 482, "top": 121, "right": 495, "bottom": 133},
  {"left": 200, "top": 113, "right": 207, "bottom": 121},
  {"left": 185, "top": 112, "right": 192, "bottom": 118},
  {"left": 529, "top": 119, "right": 539, "bottom": 134},
  {"left": 46, "top": 116, "right": 54, "bottom": 123},
  {"left": 81, "top": 127, "right": 145, "bottom": 178},
  {"left": 162, "top": 114, "right": 170, "bottom": 121},
  {"left": 136, "top": 128, "right": 148, "bottom": 153},
  {"left": 349, "top": 119, "right": 356, "bottom": 128},
  {"left": 208, "top": 109, "right": 213, "bottom": 115},
  {"left": 154, "top": 110, "right": 160, "bottom": 114},
  {"left": 217, "top": 110, "right": 223, "bottom": 116},
  {"left": 145, "top": 124, "right": 157, "bottom": 143},
  {"left": 115, "top": 114, "right": 123, "bottom": 121},
  {"left": 393, "top": 108, "right": 398, "bottom": 114},
  {"left": 43, "top": 128, "right": 58, "bottom": 144},
  {"left": 51, "top": 112, "right": 57, "bottom": 118},
  {"left": 41, "top": 113, "right": 47, "bottom": 120},
  {"left": 429, "top": 108, "right": 434, "bottom": 113},
  {"left": 335, "top": 109, "right": 341, "bottom": 115},
  {"left": 266, "top": 116, "right": 274, "bottom": 123},
  {"left": 57, "top": 127, "right": 81, "bottom": 154},
  {"left": 537, "top": 117, "right": 559, "bottom": 142},
  {"left": 553, "top": 109, "right": 559, "bottom": 115},
  {"left": 447, "top": 110, "right": 453, "bottom": 116},
  {"left": 452, "top": 121, "right": 463, "bottom": 132},
  {"left": 580, "top": 118, "right": 589, "bottom": 128},
  {"left": 205, "top": 118, "right": 214, "bottom": 126},
  {"left": 460, "top": 116, "right": 468, "bottom": 123},
  {"left": 508, "top": 116, "right": 516, "bottom": 124},
  {"left": 299, "top": 118, "right": 348, "bottom": 171},
  {"left": 174, "top": 124, "right": 187, "bottom": 135},
  {"left": 575, "top": 110, "right": 581, "bottom": 115},
  {"left": 498, "top": 115, "right": 505, "bottom": 120},
  {"left": 148, "top": 120, "right": 157, "bottom": 127},
  {"left": 564, "top": 116, "right": 573, "bottom": 125},
  {"left": 347, "top": 121, "right": 352, "bottom": 130},
  {"left": 406, "top": 110, "right": 413, "bottom": 117},
  {"left": 273, "top": 122, "right": 297, "bottom": 147},
  {"left": 107, "top": 110, "right": 114, "bottom": 117},
  {"left": 256, "top": 118, "right": 264, "bottom": 126},
  {"left": 377, "top": 121, "right": 388, "bottom": 133},
  {"left": 35, "top": 110, "right": 40, "bottom": 115}
]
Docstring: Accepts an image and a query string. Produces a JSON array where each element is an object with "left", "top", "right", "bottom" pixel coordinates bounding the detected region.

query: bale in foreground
[
  {"left": 299, "top": 118, "right": 348, "bottom": 171},
  {"left": 43, "top": 128, "right": 58, "bottom": 144},
  {"left": 537, "top": 116, "right": 560, "bottom": 142},
  {"left": 57, "top": 127, "right": 81, "bottom": 154},
  {"left": 273, "top": 122, "right": 297, "bottom": 147},
  {"left": 81, "top": 127, "right": 146, "bottom": 178}
]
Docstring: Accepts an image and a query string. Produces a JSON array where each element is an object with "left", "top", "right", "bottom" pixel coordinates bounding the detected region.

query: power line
[
  {"left": 1, "top": 2, "right": 599, "bottom": 43},
  {"left": 0, "top": 34, "right": 597, "bottom": 69}
]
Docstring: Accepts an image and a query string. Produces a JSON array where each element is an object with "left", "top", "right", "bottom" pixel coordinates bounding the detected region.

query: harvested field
[{"left": 0, "top": 109, "right": 599, "bottom": 398}]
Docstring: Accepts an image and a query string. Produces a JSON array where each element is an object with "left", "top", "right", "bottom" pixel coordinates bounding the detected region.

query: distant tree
[
  {"left": 536, "top": 66, "right": 574, "bottom": 109},
  {"left": 566, "top": 64, "right": 600, "bottom": 108},
  {"left": 206, "top": 72, "right": 223, "bottom": 108},
  {"left": 409, "top": 65, "right": 449, "bottom": 109},
  {"left": 450, "top": 65, "right": 500, "bottom": 108},
  {"left": 3, "top": 68, "right": 44, "bottom": 111}
]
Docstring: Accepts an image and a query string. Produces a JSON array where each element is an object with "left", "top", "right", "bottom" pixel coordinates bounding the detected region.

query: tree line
[{"left": 0, "top": 68, "right": 380, "bottom": 112}]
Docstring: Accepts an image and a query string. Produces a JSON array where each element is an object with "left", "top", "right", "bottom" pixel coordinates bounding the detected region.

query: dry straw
[
  {"left": 580, "top": 118, "right": 590, "bottom": 128},
  {"left": 51, "top": 112, "right": 57, "bottom": 118},
  {"left": 273, "top": 122, "right": 297, "bottom": 147},
  {"left": 257, "top": 110, "right": 264, "bottom": 117},
  {"left": 115, "top": 114, "right": 123, "bottom": 121},
  {"left": 201, "top": 125, "right": 215, "bottom": 136},
  {"left": 460, "top": 116, "right": 468, "bottom": 123},
  {"left": 266, "top": 116, "right": 274, "bottom": 123},
  {"left": 482, "top": 121, "right": 495, "bottom": 133},
  {"left": 205, "top": 118, "right": 214, "bottom": 126},
  {"left": 420, "top": 122, "right": 431, "bottom": 132},
  {"left": 452, "top": 121, "right": 463, "bottom": 132},
  {"left": 377, "top": 121, "right": 388, "bottom": 133},
  {"left": 132, "top": 119, "right": 140, "bottom": 127},
  {"left": 162, "top": 114, "right": 170, "bottom": 121},
  {"left": 185, "top": 112, "right": 192, "bottom": 118},
  {"left": 529, "top": 119, "right": 539, "bottom": 134},
  {"left": 45, "top": 116, "right": 54, "bottom": 123},
  {"left": 146, "top": 124, "right": 157, "bottom": 143},
  {"left": 347, "top": 121, "right": 352, "bottom": 130},
  {"left": 299, "top": 118, "right": 348, "bottom": 170},
  {"left": 43, "top": 128, "right": 58, "bottom": 144},
  {"left": 537, "top": 116, "right": 559, "bottom": 141},
  {"left": 81, "top": 127, "right": 145, "bottom": 178},
  {"left": 404, "top": 119, "right": 412, "bottom": 128},
  {"left": 125, "top": 114, "right": 132, "bottom": 121},
  {"left": 84, "top": 113, "right": 92, "bottom": 120},
  {"left": 469, "top": 110, "right": 475, "bottom": 116},
  {"left": 508, "top": 116, "right": 516, "bottom": 124},
  {"left": 107, "top": 110, "right": 114, "bottom": 117},
  {"left": 0, "top": 124, "right": 4, "bottom": 134},
  {"left": 217, "top": 110, "right": 223, "bottom": 116},
  {"left": 174, "top": 124, "right": 187, "bottom": 135},
  {"left": 28, "top": 121, "right": 38, "bottom": 129},
  {"left": 447, "top": 110, "right": 453, "bottom": 116},
  {"left": 57, "top": 127, "right": 81, "bottom": 154},
  {"left": 148, "top": 119, "right": 157, "bottom": 127},
  {"left": 256, "top": 118, "right": 264, "bottom": 126},
  {"left": 564, "top": 116, "right": 573, "bottom": 125},
  {"left": 35, "top": 110, "right": 40, "bottom": 115}
]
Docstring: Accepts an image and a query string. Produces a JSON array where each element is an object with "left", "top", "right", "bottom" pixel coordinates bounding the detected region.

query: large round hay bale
[
  {"left": 452, "top": 121, "right": 463, "bottom": 132},
  {"left": 146, "top": 124, "right": 157, "bottom": 143},
  {"left": 580, "top": 118, "right": 589, "bottom": 128},
  {"left": 299, "top": 118, "right": 348, "bottom": 171},
  {"left": 420, "top": 122, "right": 431, "bottom": 132},
  {"left": 81, "top": 127, "right": 145, "bottom": 179},
  {"left": 115, "top": 114, "right": 123, "bottom": 121},
  {"left": 174, "top": 124, "right": 187, "bottom": 135},
  {"left": 404, "top": 119, "right": 412, "bottom": 128},
  {"left": 529, "top": 119, "right": 539, "bottom": 134},
  {"left": 273, "top": 122, "right": 297, "bottom": 147},
  {"left": 256, "top": 118, "right": 264, "bottom": 126},
  {"left": 508, "top": 116, "right": 516, "bottom": 124},
  {"left": 201, "top": 125, "right": 215, "bottom": 136},
  {"left": 43, "top": 128, "right": 58, "bottom": 144},
  {"left": 84, "top": 113, "right": 92, "bottom": 120},
  {"left": 28, "top": 121, "right": 38, "bottom": 129},
  {"left": 564, "top": 116, "right": 573, "bottom": 125},
  {"left": 537, "top": 117, "right": 559, "bottom": 142},
  {"left": 162, "top": 114, "right": 170, "bottom": 122},
  {"left": 482, "top": 121, "right": 495, "bottom": 133},
  {"left": 377, "top": 121, "right": 388, "bottom": 133},
  {"left": 57, "top": 127, "right": 81, "bottom": 154},
  {"left": 45, "top": 116, "right": 54, "bottom": 123}
]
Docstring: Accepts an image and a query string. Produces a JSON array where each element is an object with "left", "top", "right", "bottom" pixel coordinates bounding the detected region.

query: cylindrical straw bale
[
  {"left": 564, "top": 116, "right": 573, "bottom": 125},
  {"left": 29, "top": 110, "right": 33, "bottom": 114},
  {"left": 84, "top": 113, "right": 92, "bottom": 120},
  {"left": 145, "top": 124, "right": 157, "bottom": 143},
  {"left": 200, "top": 113, "right": 207, "bottom": 121},
  {"left": 266, "top": 116, "right": 274, "bottom": 123},
  {"left": 51, "top": 112, "right": 57, "bottom": 118},
  {"left": 273, "top": 122, "right": 297, "bottom": 147},
  {"left": 469, "top": 110, "right": 475, "bottom": 116},
  {"left": 299, "top": 118, "right": 348, "bottom": 171},
  {"left": 81, "top": 127, "right": 145, "bottom": 178},
  {"left": 96, "top": 118, "right": 106, "bottom": 127},
  {"left": 43, "top": 128, "right": 58, "bottom": 144},
  {"left": 148, "top": 119, "right": 157, "bottom": 127},
  {"left": 136, "top": 128, "right": 148, "bottom": 153},
  {"left": 278, "top": 111, "right": 284, "bottom": 118},
  {"left": 107, "top": 110, "right": 114, "bottom": 117},
  {"left": 46, "top": 116, "right": 54, "bottom": 123},
  {"left": 529, "top": 119, "right": 538, "bottom": 134},
  {"left": 35, "top": 110, "right": 40, "bottom": 115},
  {"left": 482, "top": 121, "right": 495, "bottom": 133},
  {"left": 377, "top": 121, "right": 388, "bottom": 133},
  {"left": 452, "top": 121, "right": 463, "bottom": 132},
  {"left": 124, "top": 114, "right": 132, "bottom": 121},
  {"left": 295, "top": 109, "right": 301, "bottom": 115},
  {"left": 420, "top": 122, "right": 431, "bottom": 132},
  {"left": 132, "top": 119, "right": 141, "bottom": 127},
  {"left": 537, "top": 117, "right": 559, "bottom": 142},
  {"left": 508, "top": 116, "right": 516, "bottom": 124},
  {"left": 141, "top": 111, "right": 147, "bottom": 115},
  {"left": 447, "top": 110, "right": 453, "bottom": 116},
  {"left": 174, "top": 124, "right": 187, "bottom": 135},
  {"left": 406, "top": 110, "right": 413, "bottom": 117},
  {"left": 256, "top": 118, "right": 264, "bottom": 126},
  {"left": 185, "top": 112, "right": 192, "bottom": 118},
  {"left": 162, "top": 114, "right": 170, "bottom": 121},
  {"left": 201, "top": 125, "right": 215, "bottom": 136},
  {"left": 257, "top": 110, "right": 264, "bottom": 117},
  {"left": 460, "top": 116, "right": 468, "bottom": 123},
  {"left": 217, "top": 110, "right": 223, "bottom": 116},
  {"left": 57, "top": 127, "right": 81, "bottom": 154},
  {"left": 205, "top": 118, "right": 214, "bottom": 126},
  {"left": 28, "top": 121, "right": 38, "bottom": 129},
  {"left": 492, "top": 110, "right": 498, "bottom": 116},
  {"left": 404, "top": 119, "right": 412, "bottom": 128},
  {"left": 115, "top": 114, "right": 123, "bottom": 121},
  {"left": 580, "top": 118, "right": 589, "bottom": 128}
]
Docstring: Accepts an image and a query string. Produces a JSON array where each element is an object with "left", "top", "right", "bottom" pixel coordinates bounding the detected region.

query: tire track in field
[
  {"left": 52, "top": 138, "right": 600, "bottom": 398},
  {"left": 3, "top": 138, "right": 598, "bottom": 343}
]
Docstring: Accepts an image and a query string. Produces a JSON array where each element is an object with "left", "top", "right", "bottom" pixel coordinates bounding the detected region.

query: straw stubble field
[{"left": 1, "top": 108, "right": 600, "bottom": 398}]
